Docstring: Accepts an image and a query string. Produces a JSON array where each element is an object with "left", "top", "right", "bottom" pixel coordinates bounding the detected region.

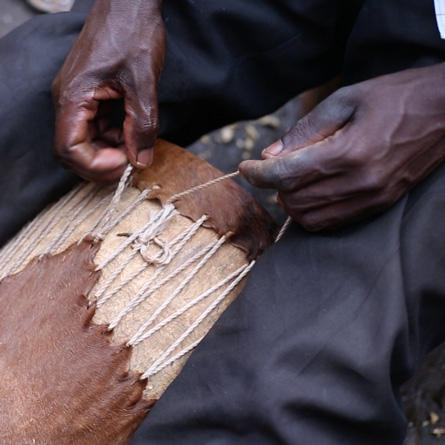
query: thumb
[
  {"left": 262, "top": 87, "right": 357, "bottom": 159},
  {"left": 123, "top": 81, "right": 160, "bottom": 169}
]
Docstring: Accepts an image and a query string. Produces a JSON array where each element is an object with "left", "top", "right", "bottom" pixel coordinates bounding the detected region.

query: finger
[
  {"left": 239, "top": 152, "right": 316, "bottom": 191},
  {"left": 54, "top": 97, "right": 96, "bottom": 151},
  {"left": 283, "top": 191, "right": 391, "bottom": 231},
  {"left": 95, "top": 126, "right": 125, "bottom": 147},
  {"left": 88, "top": 116, "right": 112, "bottom": 141},
  {"left": 276, "top": 176, "right": 355, "bottom": 214},
  {"left": 122, "top": 77, "right": 160, "bottom": 169},
  {"left": 58, "top": 143, "right": 128, "bottom": 181},
  {"left": 54, "top": 101, "right": 127, "bottom": 180},
  {"left": 241, "top": 114, "right": 364, "bottom": 192},
  {"left": 262, "top": 87, "right": 357, "bottom": 159},
  {"left": 73, "top": 164, "right": 128, "bottom": 184},
  {"left": 240, "top": 138, "right": 338, "bottom": 191}
]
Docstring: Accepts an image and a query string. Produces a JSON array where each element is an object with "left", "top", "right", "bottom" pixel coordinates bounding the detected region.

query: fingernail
[
  {"left": 136, "top": 148, "right": 153, "bottom": 168},
  {"left": 117, "top": 152, "right": 128, "bottom": 166},
  {"left": 238, "top": 160, "right": 250, "bottom": 174},
  {"left": 264, "top": 140, "right": 283, "bottom": 156}
]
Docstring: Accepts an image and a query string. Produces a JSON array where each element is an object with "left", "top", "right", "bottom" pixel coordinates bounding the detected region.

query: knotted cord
[{"left": 0, "top": 161, "right": 290, "bottom": 383}]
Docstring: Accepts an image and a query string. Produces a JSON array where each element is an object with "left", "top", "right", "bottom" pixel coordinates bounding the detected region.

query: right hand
[
  {"left": 52, "top": 0, "right": 165, "bottom": 182},
  {"left": 240, "top": 64, "right": 445, "bottom": 231}
]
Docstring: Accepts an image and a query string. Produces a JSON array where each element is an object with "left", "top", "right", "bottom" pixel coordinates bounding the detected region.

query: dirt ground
[{"left": 1, "top": 3, "right": 445, "bottom": 443}]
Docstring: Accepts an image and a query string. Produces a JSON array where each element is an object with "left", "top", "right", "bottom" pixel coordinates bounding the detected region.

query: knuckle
[
  {"left": 339, "top": 151, "right": 362, "bottom": 169},
  {"left": 359, "top": 169, "right": 386, "bottom": 193},
  {"left": 53, "top": 142, "right": 84, "bottom": 166},
  {"left": 337, "top": 147, "right": 367, "bottom": 169},
  {"left": 328, "top": 85, "right": 360, "bottom": 114},
  {"left": 333, "top": 85, "right": 356, "bottom": 102},
  {"left": 117, "top": 69, "right": 136, "bottom": 92},
  {"left": 141, "top": 116, "right": 160, "bottom": 132},
  {"left": 369, "top": 190, "right": 397, "bottom": 212},
  {"left": 53, "top": 143, "right": 73, "bottom": 162},
  {"left": 298, "top": 214, "right": 325, "bottom": 232},
  {"left": 279, "top": 196, "right": 316, "bottom": 229},
  {"left": 332, "top": 85, "right": 349, "bottom": 99},
  {"left": 300, "top": 210, "right": 344, "bottom": 232},
  {"left": 50, "top": 78, "right": 60, "bottom": 97},
  {"left": 129, "top": 103, "right": 159, "bottom": 131},
  {"left": 283, "top": 118, "right": 312, "bottom": 146},
  {"left": 275, "top": 170, "right": 297, "bottom": 192},
  {"left": 53, "top": 89, "right": 75, "bottom": 111},
  {"left": 135, "top": 116, "right": 160, "bottom": 139}
]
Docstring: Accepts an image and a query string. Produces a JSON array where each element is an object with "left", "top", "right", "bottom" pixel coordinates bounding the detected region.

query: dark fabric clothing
[
  {"left": 134, "top": 163, "right": 445, "bottom": 445},
  {"left": 0, "top": 12, "right": 84, "bottom": 245},
  {"left": 1, "top": 0, "right": 445, "bottom": 444}
]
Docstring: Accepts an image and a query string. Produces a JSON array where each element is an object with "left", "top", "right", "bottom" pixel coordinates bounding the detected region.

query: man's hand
[
  {"left": 240, "top": 64, "right": 445, "bottom": 231},
  {"left": 52, "top": 0, "right": 165, "bottom": 182}
]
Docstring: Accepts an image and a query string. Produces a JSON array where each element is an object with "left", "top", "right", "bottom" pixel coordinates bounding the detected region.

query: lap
[{"left": 132, "top": 163, "right": 445, "bottom": 445}]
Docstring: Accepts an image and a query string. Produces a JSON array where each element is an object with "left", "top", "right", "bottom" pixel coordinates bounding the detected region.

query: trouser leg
[
  {"left": 0, "top": 12, "right": 87, "bottom": 245},
  {"left": 132, "top": 162, "right": 445, "bottom": 445}
]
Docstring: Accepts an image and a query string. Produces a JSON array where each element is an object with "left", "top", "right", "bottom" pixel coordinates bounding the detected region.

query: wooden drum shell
[{"left": 0, "top": 140, "right": 278, "bottom": 444}]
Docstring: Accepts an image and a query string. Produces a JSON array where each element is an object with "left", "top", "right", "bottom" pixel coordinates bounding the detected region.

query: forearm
[{"left": 78, "top": 0, "right": 164, "bottom": 52}]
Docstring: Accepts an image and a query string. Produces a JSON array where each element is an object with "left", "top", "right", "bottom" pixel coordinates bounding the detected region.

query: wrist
[{"left": 91, "top": 0, "right": 162, "bottom": 17}]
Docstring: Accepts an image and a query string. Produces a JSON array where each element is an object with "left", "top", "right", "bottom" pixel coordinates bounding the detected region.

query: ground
[{"left": 1, "top": 2, "right": 445, "bottom": 443}]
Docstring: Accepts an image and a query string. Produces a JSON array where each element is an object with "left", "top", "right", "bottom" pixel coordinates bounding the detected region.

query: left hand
[
  {"left": 240, "top": 64, "right": 445, "bottom": 231},
  {"left": 51, "top": 0, "right": 165, "bottom": 183}
]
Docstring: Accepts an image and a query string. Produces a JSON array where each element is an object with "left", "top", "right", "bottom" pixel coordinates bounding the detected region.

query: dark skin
[
  {"left": 240, "top": 64, "right": 445, "bottom": 230},
  {"left": 52, "top": 0, "right": 165, "bottom": 182},
  {"left": 53, "top": 2, "right": 445, "bottom": 230}
]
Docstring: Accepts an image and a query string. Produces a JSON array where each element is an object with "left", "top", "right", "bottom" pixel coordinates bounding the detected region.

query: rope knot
[
  {"left": 137, "top": 237, "right": 173, "bottom": 265},
  {"left": 131, "top": 203, "right": 177, "bottom": 265}
]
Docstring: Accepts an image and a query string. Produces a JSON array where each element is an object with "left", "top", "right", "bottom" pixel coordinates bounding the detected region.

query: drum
[{"left": 0, "top": 140, "right": 278, "bottom": 444}]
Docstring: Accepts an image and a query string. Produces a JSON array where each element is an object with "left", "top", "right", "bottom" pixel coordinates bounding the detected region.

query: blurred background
[{"left": 0, "top": 0, "right": 34, "bottom": 38}]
